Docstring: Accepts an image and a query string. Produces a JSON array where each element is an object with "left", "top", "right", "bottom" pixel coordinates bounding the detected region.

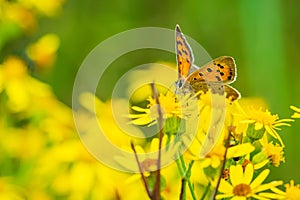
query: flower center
[{"left": 233, "top": 183, "right": 251, "bottom": 196}]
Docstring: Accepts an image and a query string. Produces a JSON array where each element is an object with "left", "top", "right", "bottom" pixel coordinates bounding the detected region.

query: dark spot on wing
[
  {"left": 207, "top": 68, "right": 212, "bottom": 72},
  {"left": 182, "top": 49, "right": 188, "bottom": 55},
  {"left": 177, "top": 40, "right": 183, "bottom": 46},
  {"left": 220, "top": 72, "right": 225, "bottom": 76},
  {"left": 216, "top": 76, "right": 221, "bottom": 81}
]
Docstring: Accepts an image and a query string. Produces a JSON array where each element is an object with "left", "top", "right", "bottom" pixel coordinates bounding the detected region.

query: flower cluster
[
  {"left": 1, "top": 1, "right": 300, "bottom": 199},
  {"left": 0, "top": 0, "right": 61, "bottom": 71},
  {"left": 129, "top": 88, "right": 300, "bottom": 199},
  {"left": 0, "top": 1, "right": 138, "bottom": 199}
]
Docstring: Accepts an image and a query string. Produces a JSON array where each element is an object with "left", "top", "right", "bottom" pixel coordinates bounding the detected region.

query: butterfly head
[{"left": 175, "top": 78, "right": 194, "bottom": 95}]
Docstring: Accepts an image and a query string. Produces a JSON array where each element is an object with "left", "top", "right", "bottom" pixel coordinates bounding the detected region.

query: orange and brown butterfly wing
[
  {"left": 185, "top": 56, "right": 240, "bottom": 100},
  {"left": 186, "top": 56, "right": 236, "bottom": 84},
  {"left": 175, "top": 25, "right": 194, "bottom": 79},
  {"left": 224, "top": 85, "right": 240, "bottom": 101}
]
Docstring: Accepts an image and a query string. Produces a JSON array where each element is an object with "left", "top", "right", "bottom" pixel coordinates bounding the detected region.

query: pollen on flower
[
  {"left": 233, "top": 183, "right": 251, "bottom": 196},
  {"left": 130, "top": 91, "right": 184, "bottom": 126},
  {"left": 147, "top": 91, "right": 181, "bottom": 118},
  {"left": 246, "top": 107, "right": 279, "bottom": 126}
]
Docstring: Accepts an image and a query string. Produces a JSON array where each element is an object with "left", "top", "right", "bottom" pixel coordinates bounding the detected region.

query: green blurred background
[{"left": 29, "top": 0, "right": 300, "bottom": 181}]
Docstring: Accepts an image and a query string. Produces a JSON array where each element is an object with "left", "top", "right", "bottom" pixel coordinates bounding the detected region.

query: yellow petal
[
  {"left": 243, "top": 163, "right": 254, "bottom": 184},
  {"left": 265, "top": 126, "right": 285, "bottom": 147},
  {"left": 218, "top": 179, "right": 233, "bottom": 193},
  {"left": 232, "top": 196, "right": 247, "bottom": 200},
  {"left": 254, "top": 160, "right": 269, "bottom": 170},
  {"left": 265, "top": 126, "right": 278, "bottom": 140},
  {"left": 131, "top": 106, "right": 149, "bottom": 113},
  {"left": 240, "top": 119, "right": 256, "bottom": 124},
  {"left": 250, "top": 169, "right": 270, "bottom": 189},
  {"left": 227, "top": 143, "right": 255, "bottom": 158},
  {"left": 270, "top": 187, "right": 285, "bottom": 195},
  {"left": 292, "top": 113, "right": 300, "bottom": 118},
  {"left": 130, "top": 116, "right": 153, "bottom": 125},
  {"left": 135, "top": 145, "right": 146, "bottom": 154},
  {"left": 251, "top": 194, "right": 270, "bottom": 200},
  {"left": 128, "top": 113, "right": 148, "bottom": 119},
  {"left": 258, "top": 192, "right": 285, "bottom": 199},
  {"left": 290, "top": 105, "right": 300, "bottom": 113},
  {"left": 276, "top": 119, "right": 294, "bottom": 123},
  {"left": 230, "top": 165, "right": 243, "bottom": 186},
  {"left": 254, "top": 181, "right": 283, "bottom": 193},
  {"left": 211, "top": 156, "right": 221, "bottom": 168},
  {"left": 150, "top": 138, "right": 159, "bottom": 152},
  {"left": 274, "top": 123, "right": 291, "bottom": 127},
  {"left": 216, "top": 193, "right": 234, "bottom": 199}
]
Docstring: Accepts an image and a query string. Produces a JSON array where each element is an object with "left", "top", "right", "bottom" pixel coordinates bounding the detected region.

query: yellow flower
[
  {"left": 188, "top": 139, "right": 255, "bottom": 169},
  {"left": 129, "top": 91, "right": 182, "bottom": 126},
  {"left": 1, "top": 2, "right": 36, "bottom": 32},
  {"left": 268, "top": 180, "right": 300, "bottom": 200},
  {"left": 241, "top": 107, "right": 293, "bottom": 146},
  {"left": 26, "top": 34, "right": 60, "bottom": 69},
  {"left": 20, "top": 0, "right": 65, "bottom": 17},
  {"left": 0, "top": 56, "right": 54, "bottom": 112},
  {"left": 291, "top": 105, "right": 300, "bottom": 118},
  {"left": 262, "top": 142, "right": 285, "bottom": 167},
  {"left": 0, "top": 177, "right": 24, "bottom": 200},
  {"left": 216, "top": 163, "right": 283, "bottom": 199}
]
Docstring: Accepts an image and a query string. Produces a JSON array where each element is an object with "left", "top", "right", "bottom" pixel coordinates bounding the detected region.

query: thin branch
[
  {"left": 179, "top": 178, "right": 186, "bottom": 200},
  {"left": 131, "top": 141, "right": 152, "bottom": 199},
  {"left": 211, "top": 127, "right": 231, "bottom": 199},
  {"left": 150, "top": 83, "right": 164, "bottom": 200}
]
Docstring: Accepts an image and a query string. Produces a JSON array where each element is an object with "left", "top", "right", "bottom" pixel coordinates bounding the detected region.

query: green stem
[
  {"left": 200, "top": 182, "right": 211, "bottom": 200},
  {"left": 176, "top": 155, "right": 197, "bottom": 200}
]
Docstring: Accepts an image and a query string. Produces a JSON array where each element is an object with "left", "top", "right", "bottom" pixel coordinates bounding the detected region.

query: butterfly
[{"left": 175, "top": 24, "right": 240, "bottom": 101}]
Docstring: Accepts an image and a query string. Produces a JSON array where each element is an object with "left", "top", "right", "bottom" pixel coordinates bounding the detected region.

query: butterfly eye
[{"left": 176, "top": 80, "right": 183, "bottom": 88}]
